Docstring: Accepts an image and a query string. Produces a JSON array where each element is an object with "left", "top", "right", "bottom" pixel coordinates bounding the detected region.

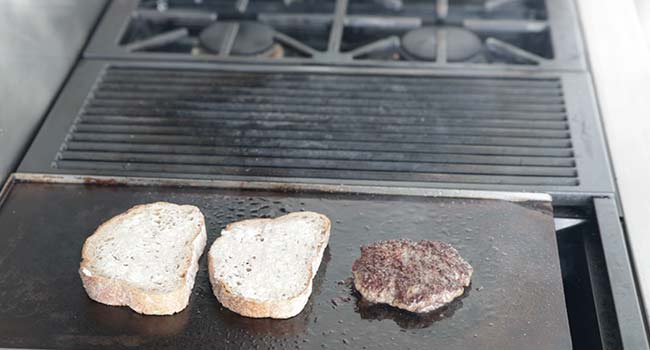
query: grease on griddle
[
  {"left": 86, "top": 300, "right": 190, "bottom": 337},
  {"left": 351, "top": 285, "right": 470, "bottom": 329},
  {"left": 217, "top": 306, "right": 311, "bottom": 336}
]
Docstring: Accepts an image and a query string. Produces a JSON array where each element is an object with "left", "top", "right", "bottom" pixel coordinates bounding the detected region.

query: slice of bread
[
  {"left": 79, "top": 202, "right": 207, "bottom": 315},
  {"left": 208, "top": 211, "right": 331, "bottom": 319}
]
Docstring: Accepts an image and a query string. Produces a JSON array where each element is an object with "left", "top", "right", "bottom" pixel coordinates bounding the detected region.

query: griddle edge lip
[
  {"left": 0, "top": 174, "right": 16, "bottom": 209},
  {"left": 8, "top": 172, "right": 552, "bottom": 203}
]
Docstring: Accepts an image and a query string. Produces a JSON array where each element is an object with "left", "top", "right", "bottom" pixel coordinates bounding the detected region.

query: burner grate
[
  {"left": 85, "top": 0, "right": 584, "bottom": 69},
  {"left": 52, "top": 65, "right": 579, "bottom": 186}
]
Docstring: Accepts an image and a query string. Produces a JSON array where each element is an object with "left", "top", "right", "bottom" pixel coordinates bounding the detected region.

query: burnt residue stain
[
  {"left": 510, "top": 199, "right": 554, "bottom": 217},
  {"left": 81, "top": 177, "right": 121, "bottom": 186},
  {"left": 350, "top": 285, "right": 469, "bottom": 330}
]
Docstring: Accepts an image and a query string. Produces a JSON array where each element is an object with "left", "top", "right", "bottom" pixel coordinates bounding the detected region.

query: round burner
[
  {"left": 401, "top": 26, "right": 482, "bottom": 62},
  {"left": 199, "top": 21, "right": 275, "bottom": 56}
]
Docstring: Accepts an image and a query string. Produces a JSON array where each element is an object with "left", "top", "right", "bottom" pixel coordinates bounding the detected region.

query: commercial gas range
[
  {"left": 0, "top": 0, "right": 647, "bottom": 349},
  {"left": 86, "top": 0, "right": 584, "bottom": 69}
]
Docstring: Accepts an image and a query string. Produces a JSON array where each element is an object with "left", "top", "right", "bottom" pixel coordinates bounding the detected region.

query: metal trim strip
[
  {"left": 11, "top": 172, "right": 552, "bottom": 203},
  {"left": 593, "top": 197, "right": 650, "bottom": 349}
]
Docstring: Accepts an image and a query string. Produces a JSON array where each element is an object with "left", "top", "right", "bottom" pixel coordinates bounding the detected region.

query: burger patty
[{"left": 351, "top": 239, "right": 473, "bottom": 313}]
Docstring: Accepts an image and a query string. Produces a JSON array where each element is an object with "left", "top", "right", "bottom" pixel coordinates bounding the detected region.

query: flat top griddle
[{"left": 0, "top": 182, "right": 571, "bottom": 350}]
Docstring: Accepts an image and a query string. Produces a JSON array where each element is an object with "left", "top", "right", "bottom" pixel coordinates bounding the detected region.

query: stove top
[{"left": 85, "top": 0, "right": 585, "bottom": 70}]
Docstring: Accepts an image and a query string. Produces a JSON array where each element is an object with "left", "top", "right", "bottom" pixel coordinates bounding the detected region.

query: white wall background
[{"left": 577, "top": 0, "right": 650, "bottom": 314}]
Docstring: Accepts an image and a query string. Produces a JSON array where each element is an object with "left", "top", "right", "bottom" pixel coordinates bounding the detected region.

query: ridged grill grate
[{"left": 55, "top": 66, "right": 578, "bottom": 186}]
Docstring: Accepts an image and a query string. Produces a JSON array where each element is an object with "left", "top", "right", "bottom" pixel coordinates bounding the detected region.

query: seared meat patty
[{"left": 352, "top": 239, "right": 473, "bottom": 313}]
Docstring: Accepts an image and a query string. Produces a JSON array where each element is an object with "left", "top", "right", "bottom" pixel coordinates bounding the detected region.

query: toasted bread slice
[
  {"left": 79, "top": 202, "right": 207, "bottom": 315},
  {"left": 208, "top": 212, "right": 331, "bottom": 319}
]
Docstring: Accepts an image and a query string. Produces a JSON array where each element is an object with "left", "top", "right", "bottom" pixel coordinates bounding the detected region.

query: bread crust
[
  {"left": 208, "top": 212, "right": 331, "bottom": 319},
  {"left": 79, "top": 202, "right": 207, "bottom": 315}
]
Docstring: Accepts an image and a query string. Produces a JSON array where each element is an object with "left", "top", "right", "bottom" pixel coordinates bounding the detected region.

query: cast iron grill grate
[{"left": 55, "top": 66, "right": 577, "bottom": 186}]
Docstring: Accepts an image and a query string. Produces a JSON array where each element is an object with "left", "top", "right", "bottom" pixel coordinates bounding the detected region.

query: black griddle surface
[{"left": 0, "top": 183, "right": 571, "bottom": 349}]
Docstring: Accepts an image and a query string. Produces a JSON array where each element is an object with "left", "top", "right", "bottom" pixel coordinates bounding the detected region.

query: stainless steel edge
[
  {"left": 0, "top": 174, "right": 16, "bottom": 208},
  {"left": 11, "top": 172, "right": 553, "bottom": 203},
  {"left": 85, "top": 0, "right": 137, "bottom": 53},
  {"left": 561, "top": 72, "right": 616, "bottom": 194},
  {"left": 85, "top": 57, "right": 581, "bottom": 77},
  {"left": 594, "top": 197, "right": 650, "bottom": 349},
  {"left": 545, "top": 0, "right": 587, "bottom": 70},
  {"left": 17, "top": 169, "right": 608, "bottom": 206}
]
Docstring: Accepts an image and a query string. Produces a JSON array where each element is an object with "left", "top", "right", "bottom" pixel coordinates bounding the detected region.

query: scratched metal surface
[{"left": 0, "top": 182, "right": 570, "bottom": 349}]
